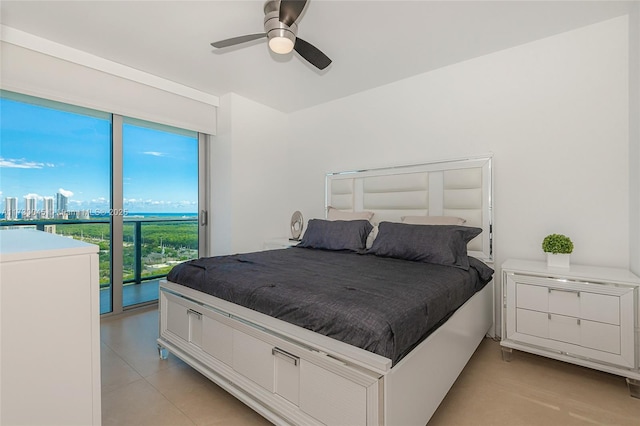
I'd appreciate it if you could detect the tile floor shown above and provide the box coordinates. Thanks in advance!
[101,308,640,426]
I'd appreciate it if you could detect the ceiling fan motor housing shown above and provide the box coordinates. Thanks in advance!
[264,0,297,46]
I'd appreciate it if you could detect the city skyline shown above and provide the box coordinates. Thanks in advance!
[3,191,90,220]
[0,96,199,216]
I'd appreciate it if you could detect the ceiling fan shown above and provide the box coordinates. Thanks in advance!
[210,0,331,70]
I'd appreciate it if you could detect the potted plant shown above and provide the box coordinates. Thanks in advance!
[542,233,573,268]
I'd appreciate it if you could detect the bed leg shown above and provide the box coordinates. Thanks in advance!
[158,344,169,360]
[501,347,512,362]
[627,378,640,399]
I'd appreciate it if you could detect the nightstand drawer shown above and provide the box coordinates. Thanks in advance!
[580,292,619,325]
[581,320,620,354]
[516,283,548,312]
[548,288,580,318]
[515,283,620,325]
[516,309,582,345]
[516,308,548,339]
[516,309,621,354]
[548,313,581,345]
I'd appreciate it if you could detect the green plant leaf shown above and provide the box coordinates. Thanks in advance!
[542,233,574,254]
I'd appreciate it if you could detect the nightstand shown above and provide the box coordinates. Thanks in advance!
[263,238,300,250]
[501,259,640,398]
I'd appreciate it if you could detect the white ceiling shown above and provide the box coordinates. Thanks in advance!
[0,1,634,113]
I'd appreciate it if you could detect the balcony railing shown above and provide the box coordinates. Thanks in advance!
[0,216,198,289]
[121,217,198,286]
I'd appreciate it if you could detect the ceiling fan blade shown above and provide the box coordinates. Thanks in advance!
[279,0,307,27]
[294,37,331,70]
[211,33,266,49]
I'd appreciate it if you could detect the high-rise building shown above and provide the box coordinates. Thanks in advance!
[56,193,68,217]
[24,196,37,220]
[43,196,54,219]
[4,197,18,220]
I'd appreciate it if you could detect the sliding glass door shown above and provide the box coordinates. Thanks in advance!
[0,91,114,312]
[120,118,199,308]
[0,91,208,315]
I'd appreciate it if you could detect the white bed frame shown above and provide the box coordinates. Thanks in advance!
[158,156,494,426]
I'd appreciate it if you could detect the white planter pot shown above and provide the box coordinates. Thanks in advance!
[547,253,570,268]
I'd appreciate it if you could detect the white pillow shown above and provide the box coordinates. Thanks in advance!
[365,225,379,249]
[327,206,374,222]
[401,215,467,225]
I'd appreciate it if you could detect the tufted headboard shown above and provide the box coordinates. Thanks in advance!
[325,156,493,261]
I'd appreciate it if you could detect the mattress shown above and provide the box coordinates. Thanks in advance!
[167,247,493,364]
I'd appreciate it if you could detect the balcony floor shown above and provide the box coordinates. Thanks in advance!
[100,279,160,314]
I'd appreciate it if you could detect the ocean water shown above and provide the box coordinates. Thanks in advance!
[121,212,198,219]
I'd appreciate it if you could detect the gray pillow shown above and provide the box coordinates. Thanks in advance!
[368,222,482,270]
[299,219,373,251]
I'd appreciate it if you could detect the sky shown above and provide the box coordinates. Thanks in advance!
[0,97,198,216]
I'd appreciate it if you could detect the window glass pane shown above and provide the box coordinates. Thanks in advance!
[122,119,198,307]
[0,91,113,313]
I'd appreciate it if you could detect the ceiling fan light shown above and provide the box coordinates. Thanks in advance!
[269,35,295,54]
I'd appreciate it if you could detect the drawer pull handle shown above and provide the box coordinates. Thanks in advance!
[548,314,581,326]
[272,347,299,366]
[187,309,202,319]
[548,288,580,297]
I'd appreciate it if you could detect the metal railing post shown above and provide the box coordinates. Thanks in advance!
[134,221,142,284]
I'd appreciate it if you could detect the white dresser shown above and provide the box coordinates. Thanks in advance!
[501,259,640,397]
[0,229,102,425]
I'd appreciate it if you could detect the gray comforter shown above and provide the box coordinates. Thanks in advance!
[167,247,493,365]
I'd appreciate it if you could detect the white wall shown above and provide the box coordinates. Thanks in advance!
[210,93,290,255]
[629,4,640,276]
[286,16,631,272]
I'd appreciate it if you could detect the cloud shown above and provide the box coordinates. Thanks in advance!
[23,193,42,200]
[142,151,167,157]
[58,188,74,197]
[0,157,54,169]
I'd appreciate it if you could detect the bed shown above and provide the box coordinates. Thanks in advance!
[157,156,494,426]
